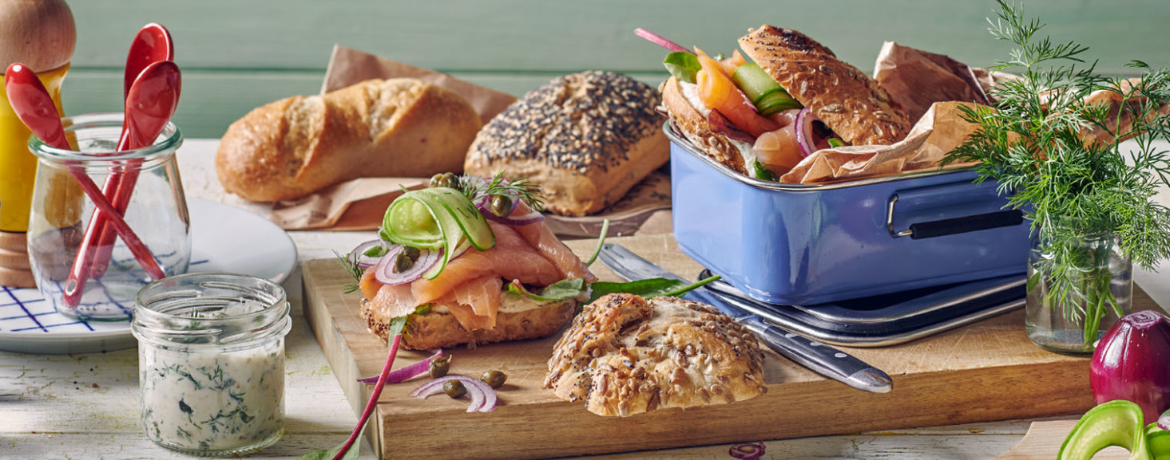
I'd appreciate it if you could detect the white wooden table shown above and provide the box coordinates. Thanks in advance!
[3,139,1168,460]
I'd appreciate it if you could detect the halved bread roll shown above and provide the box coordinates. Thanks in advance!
[545,294,767,417]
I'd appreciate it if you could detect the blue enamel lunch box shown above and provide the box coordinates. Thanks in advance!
[667,123,1030,306]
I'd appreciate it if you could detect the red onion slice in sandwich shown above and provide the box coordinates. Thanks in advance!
[375,245,442,285]
[794,108,817,157]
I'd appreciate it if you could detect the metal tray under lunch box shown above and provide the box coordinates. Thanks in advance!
[698,268,1026,347]
[666,121,1031,306]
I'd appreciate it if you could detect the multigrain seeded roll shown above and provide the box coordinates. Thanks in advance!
[544,294,768,417]
[738,26,912,145]
[464,71,668,216]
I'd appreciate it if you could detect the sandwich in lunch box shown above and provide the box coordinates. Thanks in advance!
[645,25,912,180]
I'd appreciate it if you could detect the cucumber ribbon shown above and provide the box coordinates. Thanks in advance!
[1058,400,1170,460]
[382,187,495,280]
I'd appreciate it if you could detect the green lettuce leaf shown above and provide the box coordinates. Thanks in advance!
[664,51,701,84]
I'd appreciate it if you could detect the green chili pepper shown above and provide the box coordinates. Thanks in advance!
[1058,400,1151,460]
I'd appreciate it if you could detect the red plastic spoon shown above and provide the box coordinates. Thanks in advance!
[86,23,175,279]
[124,24,173,100]
[4,63,165,305]
[87,60,182,277]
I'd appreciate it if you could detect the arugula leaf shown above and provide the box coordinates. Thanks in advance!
[508,278,587,302]
[363,245,389,258]
[589,275,720,303]
[664,51,701,84]
[752,160,778,181]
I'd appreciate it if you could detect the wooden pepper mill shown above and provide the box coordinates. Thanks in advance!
[0,0,77,287]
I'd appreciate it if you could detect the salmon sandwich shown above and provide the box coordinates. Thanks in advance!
[347,173,597,350]
[641,26,911,180]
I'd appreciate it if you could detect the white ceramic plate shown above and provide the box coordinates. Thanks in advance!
[0,199,297,354]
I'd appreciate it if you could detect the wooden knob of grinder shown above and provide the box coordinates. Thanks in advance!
[0,0,75,73]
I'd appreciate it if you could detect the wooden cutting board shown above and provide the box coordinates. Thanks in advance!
[303,233,1158,460]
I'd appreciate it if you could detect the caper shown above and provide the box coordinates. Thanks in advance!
[428,356,450,379]
[402,246,421,261]
[489,195,514,217]
[393,251,414,273]
[429,172,458,189]
[480,370,507,389]
[443,380,466,398]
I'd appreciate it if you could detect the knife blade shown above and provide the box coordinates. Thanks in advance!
[599,243,893,394]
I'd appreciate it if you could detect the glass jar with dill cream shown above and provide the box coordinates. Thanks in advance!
[131,273,291,456]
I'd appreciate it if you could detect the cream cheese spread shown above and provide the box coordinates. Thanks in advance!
[677,81,761,179]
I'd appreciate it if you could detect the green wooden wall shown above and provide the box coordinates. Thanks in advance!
[61,0,1170,138]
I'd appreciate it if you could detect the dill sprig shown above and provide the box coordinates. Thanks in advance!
[458,171,546,212]
[945,1,1170,343]
[334,250,364,294]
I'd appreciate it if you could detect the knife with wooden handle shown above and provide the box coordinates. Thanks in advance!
[599,243,893,394]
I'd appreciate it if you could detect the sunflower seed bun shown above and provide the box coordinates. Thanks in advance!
[464,71,668,216]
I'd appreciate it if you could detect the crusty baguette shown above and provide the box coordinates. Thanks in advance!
[545,294,767,417]
[216,78,482,202]
[660,76,750,176]
[362,298,577,350]
[738,25,912,145]
[464,71,667,216]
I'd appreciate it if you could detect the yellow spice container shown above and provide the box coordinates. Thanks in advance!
[0,0,78,233]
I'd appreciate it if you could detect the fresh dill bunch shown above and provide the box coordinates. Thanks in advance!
[333,250,364,294]
[945,1,1170,333]
[457,171,546,212]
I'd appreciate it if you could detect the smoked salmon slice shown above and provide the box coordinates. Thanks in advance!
[411,222,561,305]
[450,276,502,329]
[369,277,418,321]
[512,203,598,283]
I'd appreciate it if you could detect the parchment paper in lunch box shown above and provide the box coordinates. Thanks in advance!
[779,101,980,184]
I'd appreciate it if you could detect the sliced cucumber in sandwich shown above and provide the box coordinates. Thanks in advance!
[732,63,802,116]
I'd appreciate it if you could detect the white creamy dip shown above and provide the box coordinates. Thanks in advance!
[139,341,285,453]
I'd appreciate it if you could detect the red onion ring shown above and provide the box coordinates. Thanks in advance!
[634,28,689,53]
[349,240,389,269]
[375,245,441,285]
[357,350,444,384]
[794,108,816,157]
[409,375,498,412]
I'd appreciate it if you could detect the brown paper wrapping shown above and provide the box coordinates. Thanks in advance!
[320,46,517,124]
[776,42,1012,185]
[779,101,980,184]
[266,46,672,237]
